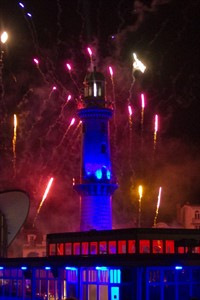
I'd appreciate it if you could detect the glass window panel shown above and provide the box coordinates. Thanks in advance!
[177,246,185,253]
[99,285,108,300]
[140,240,150,253]
[118,240,126,254]
[108,241,116,254]
[148,270,161,283]
[49,244,56,255]
[178,269,190,282]
[99,241,107,254]
[88,270,97,282]
[178,285,190,299]
[128,240,135,253]
[192,284,200,298]
[166,240,174,253]
[152,240,163,253]
[149,285,160,300]
[193,268,200,282]
[164,269,175,282]
[57,243,64,255]
[164,285,175,299]
[90,242,98,255]
[82,242,89,255]
[65,243,72,255]
[99,270,109,283]
[73,243,80,255]
[88,284,97,300]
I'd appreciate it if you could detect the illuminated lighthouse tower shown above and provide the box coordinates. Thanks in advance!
[74,68,118,231]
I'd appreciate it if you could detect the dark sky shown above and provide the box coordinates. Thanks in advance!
[0,0,200,234]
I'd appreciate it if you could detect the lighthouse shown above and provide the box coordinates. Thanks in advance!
[74,67,118,231]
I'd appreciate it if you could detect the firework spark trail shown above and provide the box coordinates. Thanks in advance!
[138,185,143,228]
[153,187,162,227]
[33,58,49,84]
[140,93,145,132]
[18,3,40,54]
[128,104,133,169]
[0,32,8,110]
[109,66,116,109]
[12,114,17,177]
[44,93,72,140]
[127,54,146,174]
[127,52,146,106]
[66,63,81,93]
[87,47,94,70]
[33,177,54,227]
[108,66,118,168]
[55,118,76,150]
[153,114,158,154]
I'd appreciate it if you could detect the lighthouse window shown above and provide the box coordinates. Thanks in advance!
[101,144,106,154]
[98,85,102,96]
[101,122,106,133]
[89,86,93,96]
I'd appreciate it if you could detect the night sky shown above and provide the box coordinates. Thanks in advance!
[0,0,200,235]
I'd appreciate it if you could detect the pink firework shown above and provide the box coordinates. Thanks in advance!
[128,105,133,116]
[109,66,113,77]
[33,58,39,66]
[154,114,158,132]
[141,93,145,108]
[87,47,92,57]
[70,118,75,126]
[66,63,72,71]
[67,94,72,102]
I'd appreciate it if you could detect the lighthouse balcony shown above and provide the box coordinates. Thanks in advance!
[73,180,118,196]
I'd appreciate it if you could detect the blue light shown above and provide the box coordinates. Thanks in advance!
[45,266,51,270]
[175,266,183,270]
[96,266,108,271]
[107,169,111,180]
[65,267,77,271]
[0,267,4,270]
[95,169,102,179]
[21,267,27,270]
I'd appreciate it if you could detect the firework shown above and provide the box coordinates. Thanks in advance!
[138,185,143,227]
[65,62,80,92]
[128,104,134,169]
[153,187,162,227]
[0,31,8,104]
[140,93,145,129]
[33,57,48,83]
[133,53,146,73]
[33,177,54,227]
[1,31,8,44]
[87,47,94,70]
[153,114,158,152]
[108,66,116,109]
[12,114,17,177]
[67,94,72,102]
[56,118,76,149]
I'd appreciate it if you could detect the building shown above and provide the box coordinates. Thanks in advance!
[177,203,200,229]
[1,68,200,300]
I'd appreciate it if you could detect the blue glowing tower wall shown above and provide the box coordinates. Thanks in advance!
[74,69,118,231]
